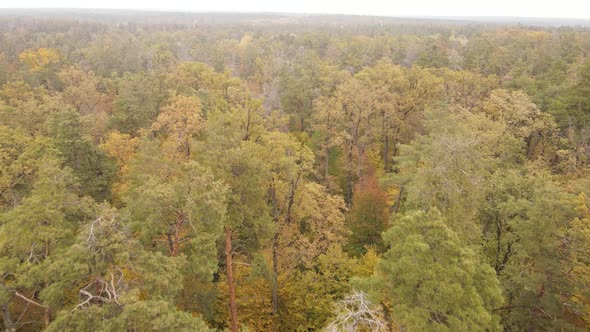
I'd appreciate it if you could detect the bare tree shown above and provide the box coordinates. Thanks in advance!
[326,291,388,332]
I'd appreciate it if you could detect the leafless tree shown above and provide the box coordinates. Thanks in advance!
[326,291,388,332]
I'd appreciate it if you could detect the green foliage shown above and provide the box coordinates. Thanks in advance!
[41,207,211,331]
[124,139,227,277]
[1,13,590,331]
[1,159,93,271]
[199,106,274,250]
[396,109,522,242]
[109,72,168,134]
[0,84,66,136]
[0,155,96,330]
[364,209,503,331]
[48,110,116,202]
[279,53,319,132]
[498,176,588,330]
[0,125,54,209]
[280,245,357,331]
[549,59,590,128]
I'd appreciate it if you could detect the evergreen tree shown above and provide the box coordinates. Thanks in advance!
[363,209,504,332]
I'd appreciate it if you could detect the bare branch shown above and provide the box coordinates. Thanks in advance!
[14,292,48,309]
[326,291,388,332]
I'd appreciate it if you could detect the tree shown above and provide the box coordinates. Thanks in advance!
[324,77,376,204]
[0,80,37,107]
[0,53,10,86]
[364,209,503,332]
[312,95,345,184]
[19,48,60,73]
[199,85,273,332]
[498,175,590,330]
[120,86,228,321]
[123,140,227,275]
[109,72,168,135]
[47,110,116,202]
[0,126,52,209]
[357,63,442,172]
[58,66,110,116]
[39,206,213,332]
[326,291,387,332]
[278,52,320,132]
[98,131,140,205]
[569,194,590,326]
[279,245,357,330]
[18,48,61,89]
[150,94,204,159]
[276,181,348,272]
[0,82,64,136]
[80,32,149,76]
[164,62,242,115]
[263,131,315,314]
[480,89,557,159]
[0,156,95,329]
[435,68,498,111]
[549,59,590,129]
[479,168,539,276]
[346,170,389,256]
[396,109,521,242]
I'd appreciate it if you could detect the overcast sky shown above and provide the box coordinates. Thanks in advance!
[2,0,590,19]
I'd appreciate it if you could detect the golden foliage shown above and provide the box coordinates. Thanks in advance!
[99,131,139,203]
[19,48,60,72]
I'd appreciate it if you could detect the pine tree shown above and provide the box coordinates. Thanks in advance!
[364,209,503,331]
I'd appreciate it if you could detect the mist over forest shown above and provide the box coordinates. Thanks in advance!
[0,9,590,331]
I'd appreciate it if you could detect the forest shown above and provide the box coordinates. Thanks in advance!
[0,10,590,331]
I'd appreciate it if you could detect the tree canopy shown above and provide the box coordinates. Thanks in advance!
[0,11,590,332]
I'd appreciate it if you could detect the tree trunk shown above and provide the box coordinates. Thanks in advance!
[394,186,404,213]
[271,231,279,314]
[391,126,402,158]
[300,115,305,133]
[346,144,354,206]
[269,184,280,315]
[382,111,389,172]
[270,176,298,315]
[495,214,502,273]
[168,214,184,257]
[225,227,239,332]
[384,134,389,172]
[1,304,15,332]
[356,148,363,179]
[44,307,51,329]
[324,146,330,183]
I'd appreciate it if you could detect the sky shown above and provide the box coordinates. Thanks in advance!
[1,0,590,19]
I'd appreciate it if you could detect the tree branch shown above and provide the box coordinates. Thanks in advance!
[14,292,48,309]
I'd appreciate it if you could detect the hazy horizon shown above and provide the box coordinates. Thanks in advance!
[1,0,589,19]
